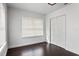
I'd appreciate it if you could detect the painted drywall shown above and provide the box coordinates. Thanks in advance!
[7,7,46,48]
[46,4,79,54]
[7,3,65,15]
[0,3,8,56]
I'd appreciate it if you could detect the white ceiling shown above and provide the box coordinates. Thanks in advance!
[7,3,65,15]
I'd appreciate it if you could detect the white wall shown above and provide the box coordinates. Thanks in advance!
[46,4,79,54]
[0,3,8,56]
[7,7,46,48]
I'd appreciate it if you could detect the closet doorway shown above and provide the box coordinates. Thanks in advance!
[50,15,66,48]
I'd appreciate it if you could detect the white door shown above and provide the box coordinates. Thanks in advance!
[51,15,66,48]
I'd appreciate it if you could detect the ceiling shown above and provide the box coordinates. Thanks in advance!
[7,3,66,15]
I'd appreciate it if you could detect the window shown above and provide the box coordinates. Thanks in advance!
[22,16,43,37]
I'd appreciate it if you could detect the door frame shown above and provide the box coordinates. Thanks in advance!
[50,14,66,48]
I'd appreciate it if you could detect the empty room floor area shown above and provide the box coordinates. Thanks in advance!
[6,42,78,56]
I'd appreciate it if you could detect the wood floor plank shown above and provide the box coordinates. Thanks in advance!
[6,42,78,56]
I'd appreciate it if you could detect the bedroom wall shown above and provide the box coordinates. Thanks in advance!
[46,3,79,54]
[7,7,46,48]
[0,3,8,56]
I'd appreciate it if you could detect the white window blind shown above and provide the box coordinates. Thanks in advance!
[22,16,43,37]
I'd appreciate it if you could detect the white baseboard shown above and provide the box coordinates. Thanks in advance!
[47,42,79,55]
[0,42,8,56]
[9,41,46,49]
[65,48,79,55]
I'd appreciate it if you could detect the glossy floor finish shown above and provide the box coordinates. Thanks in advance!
[7,42,78,56]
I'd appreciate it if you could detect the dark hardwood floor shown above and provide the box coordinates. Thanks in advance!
[6,42,78,56]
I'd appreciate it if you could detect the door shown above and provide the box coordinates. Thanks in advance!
[50,15,66,48]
